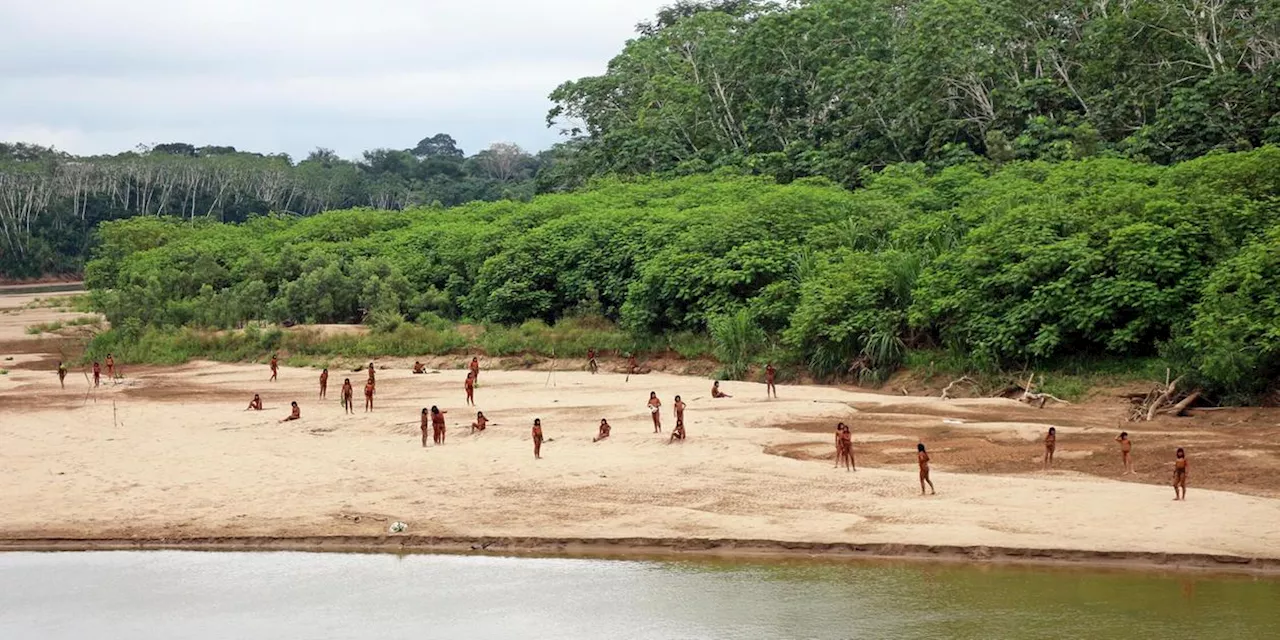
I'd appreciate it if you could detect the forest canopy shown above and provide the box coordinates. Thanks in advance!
[85,147,1280,399]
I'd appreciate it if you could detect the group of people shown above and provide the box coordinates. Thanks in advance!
[61,354,116,389]
[1044,428,1187,498]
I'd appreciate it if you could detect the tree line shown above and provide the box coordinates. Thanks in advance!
[0,135,547,278]
[85,147,1280,401]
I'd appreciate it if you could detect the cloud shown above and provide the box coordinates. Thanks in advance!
[0,0,667,158]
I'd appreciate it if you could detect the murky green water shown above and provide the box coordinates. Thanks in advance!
[1,551,1276,639]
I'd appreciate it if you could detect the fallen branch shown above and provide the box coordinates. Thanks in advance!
[940,376,976,400]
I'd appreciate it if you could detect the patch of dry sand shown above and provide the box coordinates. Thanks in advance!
[4,357,1280,561]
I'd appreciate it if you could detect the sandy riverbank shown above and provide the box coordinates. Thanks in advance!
[2,292,1280,572]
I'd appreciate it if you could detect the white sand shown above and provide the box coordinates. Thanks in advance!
[4,357,1280,560]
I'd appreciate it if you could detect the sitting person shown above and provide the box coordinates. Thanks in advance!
[711,380,732,398]
[593,418,612,442]
[246,394,263,411]
[279,401,301,423]
[471,411,488,434]
[412,361,425,374]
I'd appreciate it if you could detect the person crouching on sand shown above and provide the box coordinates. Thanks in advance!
[647,392,662,433]
[246,394,263,411]
[712,380,731,398]
[593,418,611,442]
[279,401,300,423]
[1044,427,1056,469]
[1173,447,1188,500]
[471,411,488,434]
[918,443,935,495]
[532,418,544,459]
[413,361,425,374]
[669,418,686,444]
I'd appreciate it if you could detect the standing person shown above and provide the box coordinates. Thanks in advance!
[279,401,301,423]
[341,378,354,414]
[431,406,448,445]
[246,394,263,411]
[366,362,376,389]
[1116,432,1133,475]
[647,392,662,433]
[92,361,101,387]
[1044,427,1057,469]
[464,372,475,406]
[471,411,488,434]
[593,418,611,442]
[57,361,67,389]
[532,418,544,459]
[918,443,936,495]
[1173,448,1188,500]
[838,424,855,471]
[765,363,777,399]
[269,354,278,382]
[627,353,637,378]
[420,408,431,447]
[105,353,116,380]
[711,380,731,398]
[833,423,844,469]
[364,378,375,412]
[587,348,598,374]
[673,395,686,426]
[319,368,329,399]
[469,357,480,385]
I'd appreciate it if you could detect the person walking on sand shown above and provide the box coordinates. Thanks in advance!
[246,394,263,411]
[341,378,354,414]
[319,368,329,399]
[627,353,637,379]
[918,443,935,495]
[431,405,448,445]
[269,354,278,382]
[420,408,431,447]
[471,411,488,434]
[1116,432,1134,475]
[57,361,67,389]
[587,348,598,374]
[279,401,300,423]
[465,372,475,406]
[469,357,480,384]
[1173,447,1188,500]
[105,353,116,380]
[593,418,611,442]
[532,418,544,459]
[1044,427,1056,469]
[712,380,731,398]
[674,395,686,426]
[647,392,662,433]
[364,379,375,412]
[92,361,101,387]
[765,363,777,399]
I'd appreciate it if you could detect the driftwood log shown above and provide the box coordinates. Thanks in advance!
[1127,369,1201,421]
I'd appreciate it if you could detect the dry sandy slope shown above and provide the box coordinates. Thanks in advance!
[3,355,1280,560]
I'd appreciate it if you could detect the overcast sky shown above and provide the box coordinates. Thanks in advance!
[0,0,669,159]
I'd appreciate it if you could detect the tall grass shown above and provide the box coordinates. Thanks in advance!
[708,308,765,378]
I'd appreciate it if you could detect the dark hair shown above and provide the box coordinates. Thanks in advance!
[322,367,328,372]
[675,395,682,401]
[422,408,428,415]
[1049,427,1056,434]
[917,443,926,452]
[431,405,439,414]
[1120,431,1128,438]
[291,401,297,406]
[534,418,541,426]
[1176,447,1185,457]
[344,378,350,383]
[650,391,657,398]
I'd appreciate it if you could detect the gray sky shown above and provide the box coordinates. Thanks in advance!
[0,0,668,159]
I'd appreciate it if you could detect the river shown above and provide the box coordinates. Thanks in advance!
[1,551,1277,639]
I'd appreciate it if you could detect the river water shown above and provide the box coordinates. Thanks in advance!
[1,551,1276,639]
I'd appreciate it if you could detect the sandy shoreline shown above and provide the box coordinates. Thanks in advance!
[3,536,1278,576]
[4,292,1280,575]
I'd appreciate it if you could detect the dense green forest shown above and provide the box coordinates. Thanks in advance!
[0,136,546,277]
[85,148,1280,400]
[5,1,1278,279]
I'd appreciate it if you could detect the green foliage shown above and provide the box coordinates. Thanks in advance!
[708,308,765,378]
